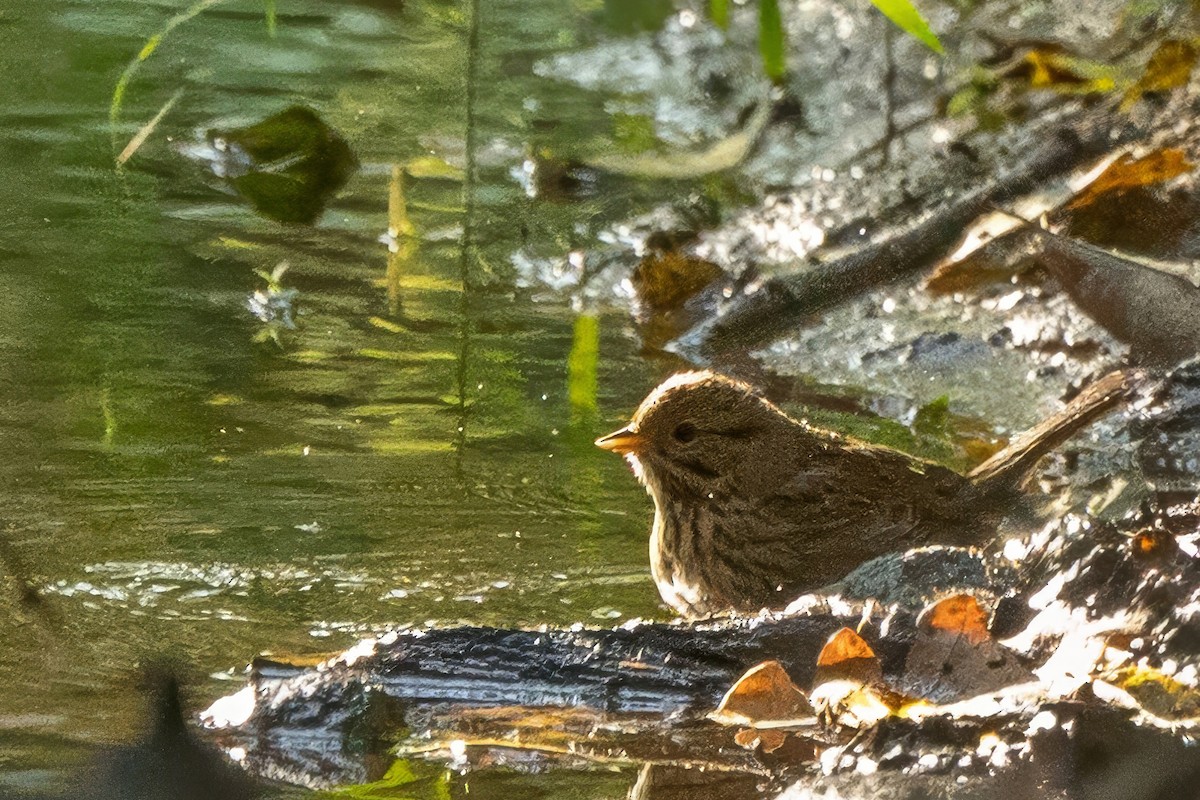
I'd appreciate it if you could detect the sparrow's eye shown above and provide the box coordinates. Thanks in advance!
[673,422,697,443]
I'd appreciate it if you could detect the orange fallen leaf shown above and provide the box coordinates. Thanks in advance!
[920,594,991,646]
[712,660,813,725]
[1067,149,1193,211]
[817,627,876,665]
[814,627,883,686]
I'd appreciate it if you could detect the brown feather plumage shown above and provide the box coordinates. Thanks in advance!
[598,370,1140,618]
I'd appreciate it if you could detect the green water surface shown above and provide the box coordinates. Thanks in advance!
[0,0,725,793]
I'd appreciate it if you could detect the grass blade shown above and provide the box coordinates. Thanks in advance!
[870,0,943,55]
[758,0,785,83]
[109,0,229,157]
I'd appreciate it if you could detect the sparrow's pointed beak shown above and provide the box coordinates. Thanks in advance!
[595,426,641,455]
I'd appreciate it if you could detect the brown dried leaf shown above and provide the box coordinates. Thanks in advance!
[712,660,813,725]
[905,594,1033,701]
[1067,149,1193,211]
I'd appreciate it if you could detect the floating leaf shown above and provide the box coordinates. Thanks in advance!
[1067,149,1194,211]
[586,100,770,179]
[711,660,813,725]
[1121,40,1198,111]
[1001,47,1116,94]
[870,0,943,55]
[206,106,358,224]
[405,155,465,181]
[758,0,786,83]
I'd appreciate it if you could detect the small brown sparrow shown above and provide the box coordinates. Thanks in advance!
[597,369,1140,618]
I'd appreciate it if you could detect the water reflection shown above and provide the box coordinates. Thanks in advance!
[0,0,700,792]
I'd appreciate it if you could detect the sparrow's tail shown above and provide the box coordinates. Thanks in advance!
[968,367,1149,494]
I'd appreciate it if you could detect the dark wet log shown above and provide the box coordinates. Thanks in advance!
[205,498,1200,792]
[205,610,891,786]
[688,106,1139,360]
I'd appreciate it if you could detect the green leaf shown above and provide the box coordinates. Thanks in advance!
[870,0,943,55]
[710,0,730,30]
[758,0,786,83]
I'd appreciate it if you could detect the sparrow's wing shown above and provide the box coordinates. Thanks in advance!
[752,442,982,593]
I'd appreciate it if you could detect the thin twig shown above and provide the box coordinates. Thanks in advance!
[117,89,184,167]
[880,20,898,165]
